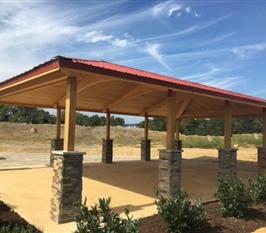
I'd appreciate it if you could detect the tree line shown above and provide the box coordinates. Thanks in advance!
[137,118,263,136]
[0,105,262,135]
[0,105,125,127]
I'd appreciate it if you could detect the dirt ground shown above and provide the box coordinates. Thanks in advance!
[0,146,266,232]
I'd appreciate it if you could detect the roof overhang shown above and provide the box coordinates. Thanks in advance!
[0,55,266,119]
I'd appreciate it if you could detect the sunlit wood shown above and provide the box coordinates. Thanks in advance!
[64,77,77,151]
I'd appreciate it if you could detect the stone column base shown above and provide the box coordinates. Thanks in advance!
[141,139,151,161]
[257,147,266,175]
[102,139,113,163]
[50,151,85,224]
[218,148,237,181]
[50,139,64,166]
[175,140,182,150]
[158,149,182,198]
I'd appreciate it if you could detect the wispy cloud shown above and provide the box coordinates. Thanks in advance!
[153,1,200,18]
[233,43,266,58]
[77,31,113,43]
[185,7,201,17]
[182,65,241,90]
[139,15,230,43]
[143,43,171,70]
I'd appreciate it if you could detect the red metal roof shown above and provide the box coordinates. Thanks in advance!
[1,55,266,107]
[64,56,266,106]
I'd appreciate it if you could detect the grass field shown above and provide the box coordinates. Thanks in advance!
[0,122,262,151]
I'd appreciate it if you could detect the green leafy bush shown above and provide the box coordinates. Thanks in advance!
[214,178,253,218]
[75,197,138,233]
[0,224,40,233]
[155,188,207,233]
[249,174,266,205]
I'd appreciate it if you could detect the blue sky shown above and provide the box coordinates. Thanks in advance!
[1,0,266,123]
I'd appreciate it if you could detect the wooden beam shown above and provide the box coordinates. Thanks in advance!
[224,100,232,149]
[106,109,111,139]
[140,98,168,116]
[144,112,149,140]
[263,108,266,147]
[166,90,176,149]
[64,76,77,151]
[176,99,190,118]
[56,107,61,139]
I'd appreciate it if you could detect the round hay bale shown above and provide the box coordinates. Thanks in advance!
[30,127,38,133]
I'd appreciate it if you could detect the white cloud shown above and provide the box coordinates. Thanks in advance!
[112,38,128,47]
[233,43,266,58]
[185,6,201,17]
[153,1,182,18]
[168,5,182,17]
[185,7,191,13]
[78,31,113,43]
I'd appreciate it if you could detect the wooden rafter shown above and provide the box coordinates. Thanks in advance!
[53,76,110,107]
[101,84,157,112]
[140,98,168,116]
[0,70,66,99]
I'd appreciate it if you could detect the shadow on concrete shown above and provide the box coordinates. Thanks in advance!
[82,156,259,201]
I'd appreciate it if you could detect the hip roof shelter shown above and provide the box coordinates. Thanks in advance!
[1,55,266,223]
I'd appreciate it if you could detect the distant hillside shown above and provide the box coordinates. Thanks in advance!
[0,122,166,147]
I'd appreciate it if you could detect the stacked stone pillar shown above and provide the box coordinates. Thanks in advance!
[218,148,237,181]
[257,147,266,174]
[102,139,113,163]
[50,151,84,224]
[50,139,64,166]
[158,149,182,198]
[141,139,151,161]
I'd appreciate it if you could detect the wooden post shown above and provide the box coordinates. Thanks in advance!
[224,100,232,149]
[144,112,148,140]
[56,107,61,139]
[106,109,111,140]
[263,108,266,147]
[63,77,77,151]
[166,90,176,150]
[175,119,180,140]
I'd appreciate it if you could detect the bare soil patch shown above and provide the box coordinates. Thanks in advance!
[139,201,266,233]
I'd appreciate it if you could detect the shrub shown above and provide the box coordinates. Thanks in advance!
[75,197,138,233]
[249,174,266,205]
[155,188,207,233]
[214,178,253,218]
[0,224,40,233]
